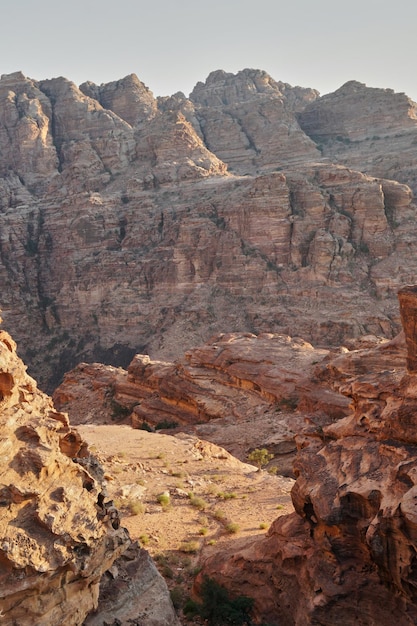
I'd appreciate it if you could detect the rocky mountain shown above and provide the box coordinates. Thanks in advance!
[1,69,417,390]
[0,314,178,625]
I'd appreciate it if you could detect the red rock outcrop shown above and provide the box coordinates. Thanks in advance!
[0,316,179,625]
[195,294,417,625]
[1,70,417,389]
[54,332,354,477]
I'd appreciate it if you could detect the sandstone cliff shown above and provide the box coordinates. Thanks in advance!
[0,315,178,626]
[1,69,417,389]
[195,293,417,625]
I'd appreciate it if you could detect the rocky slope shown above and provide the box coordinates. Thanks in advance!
[1,69,417,389]
[53,331,353,476]
[0,314,178,625]
[194,290,417,625]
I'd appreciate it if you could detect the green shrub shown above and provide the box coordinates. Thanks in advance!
[247,448,274,470]
[213,509,226,522]
[193,576,254,625]
[128,500,145,515]
[170,586,185,609]
[155,419,179,430]
[140,421,153,432]
[139,534,150,546]
[157,492,170,508]
[225,522,240,534]
[217,491,237,500]
[189,494,208,510]
[179,540,200,554]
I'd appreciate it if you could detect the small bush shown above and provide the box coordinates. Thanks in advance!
[199,527,208,536]
[213,509,226,522]
[225,522,240,534]
[179,540,200,554]
[193,576,254,625]
[189,494,208,510]
[140,421,153,432]
[217,491,237,500]
[139,534,150,546]
[259,522,268,530]
[128,501,145,516]
[155,419,179,430]
[157,492,170,508]
[247,448,274,470]
[170,586,185,609]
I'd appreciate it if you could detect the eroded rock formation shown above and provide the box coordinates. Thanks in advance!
[194,293,417,625]
[1,69,417,389]
[0,315,178,625]
[54,332,352,473]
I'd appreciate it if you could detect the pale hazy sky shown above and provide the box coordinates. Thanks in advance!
[2,0,417,101]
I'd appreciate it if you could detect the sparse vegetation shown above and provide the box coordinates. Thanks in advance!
[188,493,208,510]
[198,527,208,536]
[128,500,145,516]
[217,491,237,500]
[170,585,185,610]
[213,509,227,522]
[259,522,268,530]
[155,419,179,430]
[185,576,254,625]
[139,534,150,546]
[247,448,274,470]
[225,522,240,534]
[157,492,170,508]
[179,540,200,554]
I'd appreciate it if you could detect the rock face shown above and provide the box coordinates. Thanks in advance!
[1,69,417,389]
[54,332,354,477]
[0,316,178,626]
[196,293,417,625]
[297,80,417,195]
[0,316,127,624]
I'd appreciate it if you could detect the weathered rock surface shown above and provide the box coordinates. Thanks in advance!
[0,316,178,626]
[1,70,417,389]
[84,542,180,626]
[195,294,417,625]
[0,317,128,624]
[298,80,417,195]
[54,332,354,476]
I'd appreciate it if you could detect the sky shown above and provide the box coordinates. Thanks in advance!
[1,0,417,102]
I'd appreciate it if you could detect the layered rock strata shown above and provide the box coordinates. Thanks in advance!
[195,294,417,625]
[1,70,417,388]
[54,332,354,475]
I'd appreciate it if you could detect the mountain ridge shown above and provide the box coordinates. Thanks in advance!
[1,68,417,389]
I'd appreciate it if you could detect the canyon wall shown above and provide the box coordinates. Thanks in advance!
[1,70,417,389]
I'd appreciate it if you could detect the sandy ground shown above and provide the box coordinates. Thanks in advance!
[77,424,294,612]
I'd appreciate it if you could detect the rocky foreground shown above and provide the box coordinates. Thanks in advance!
[1,69,417,389]
[51,287,417,624]
[0,315,178,625]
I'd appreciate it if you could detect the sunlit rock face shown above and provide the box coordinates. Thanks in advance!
[196,291,417,625]
[1,70,417,389]
[0,316,129,624]
[0,315,179,625]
